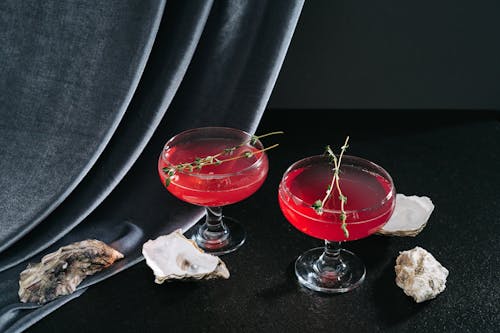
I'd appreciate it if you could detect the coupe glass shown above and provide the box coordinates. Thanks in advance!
[278,155,396,293]
[158,127,269,255]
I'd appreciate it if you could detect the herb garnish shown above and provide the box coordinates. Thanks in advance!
[312,136,350,238]
[162,131,283,187]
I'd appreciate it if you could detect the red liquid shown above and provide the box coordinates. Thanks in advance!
[279,161,395,241]
[158,137,268,207]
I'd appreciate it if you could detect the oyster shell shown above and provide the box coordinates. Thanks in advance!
[142,229,229,283]
[395,246,449,303]
[378,194,434,236]
[19,239,124,304]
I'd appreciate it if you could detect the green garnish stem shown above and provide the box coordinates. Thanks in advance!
[162,131,283,187]
[312,136,350,238]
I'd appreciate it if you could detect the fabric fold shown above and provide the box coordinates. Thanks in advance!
[0,0,305,331]
[164,0,305,134]
[0,0,214,273]
[0,0,166,253]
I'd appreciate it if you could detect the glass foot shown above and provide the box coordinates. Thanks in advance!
[295,247,366,293]
[186,216,246,256]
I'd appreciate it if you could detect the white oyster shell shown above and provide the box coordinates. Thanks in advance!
[395,246,449,303]
[378,194,434,236]
[142,229,229,283]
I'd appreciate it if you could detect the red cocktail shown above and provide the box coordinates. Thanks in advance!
[279,154,396,293]
[159,138,268,207]
[279,158,394,241]
[158,127,269,255]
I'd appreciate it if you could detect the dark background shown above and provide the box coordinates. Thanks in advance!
[269,0,500,110]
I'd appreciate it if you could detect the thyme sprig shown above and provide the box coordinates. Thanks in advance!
[312,136,350,238]
[162,131,283,187]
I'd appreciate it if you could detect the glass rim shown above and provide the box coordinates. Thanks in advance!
[279,154,396,216]
[161,126,267,179]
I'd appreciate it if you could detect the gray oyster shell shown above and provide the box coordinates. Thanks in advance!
[18,239,124,304]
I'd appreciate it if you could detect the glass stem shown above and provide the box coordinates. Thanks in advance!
[197,206,229,248]
[313,241,347,278]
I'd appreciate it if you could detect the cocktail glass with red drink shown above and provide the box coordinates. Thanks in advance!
[158,127,269,255]
[278,154,396,293]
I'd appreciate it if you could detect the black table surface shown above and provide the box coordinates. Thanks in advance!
[27,110,500,333]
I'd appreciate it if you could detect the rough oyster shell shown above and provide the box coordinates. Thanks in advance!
[378,194,434,236]
[142,229,229,283]
[19,239,124,304]
[395,246,449,303]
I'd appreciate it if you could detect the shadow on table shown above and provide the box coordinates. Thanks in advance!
[348,236,430,325]
[371,255,430,326]
[345,235,391,270]
[256,260,299,300]
[256,238,396,301]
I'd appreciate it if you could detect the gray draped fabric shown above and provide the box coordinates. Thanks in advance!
[0,0,165,253]
[0,0,304,332]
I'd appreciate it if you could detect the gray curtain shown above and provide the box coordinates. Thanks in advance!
[0,0,304,332]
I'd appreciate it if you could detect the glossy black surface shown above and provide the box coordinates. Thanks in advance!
[27,110,500,332]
